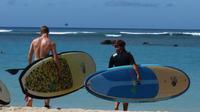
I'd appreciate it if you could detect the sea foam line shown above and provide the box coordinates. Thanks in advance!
[183,32,200,36]
[120,32,169,35]
[105,34,122,37]
[80,31,96,34]
[49,31,96,35]
[120,31,200,36]
[0,29,12,32]
[50,32,78,35]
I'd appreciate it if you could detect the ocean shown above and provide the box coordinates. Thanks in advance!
[0,27,199,112]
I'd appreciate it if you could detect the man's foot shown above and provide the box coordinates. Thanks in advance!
[136,80,141,85]
[57,107,62,110]
[123,103,128,111]
[44,105,51,109]
[133,80,141,86]
[26,97,32,107]
[44,99,50,109]
[26,99,33,107]
[114,102,120,110]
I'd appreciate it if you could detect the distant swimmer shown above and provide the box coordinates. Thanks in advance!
[142,42,149,45]
[0,50,4,54]
[173,44,178,47]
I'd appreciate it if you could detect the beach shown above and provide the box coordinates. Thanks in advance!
[0,106,168,112]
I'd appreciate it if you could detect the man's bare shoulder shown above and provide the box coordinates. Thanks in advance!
[45,36,53,42]
[31,37,40,44]
[33,37,41,41]
[44,38,56,47]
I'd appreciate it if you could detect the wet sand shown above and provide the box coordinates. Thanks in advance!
[0,106,168,112]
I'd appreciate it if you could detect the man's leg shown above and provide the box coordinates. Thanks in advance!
[114,102,120,110]
[123,102,128,111]
[26,97,33,107]
[44,99,50,108]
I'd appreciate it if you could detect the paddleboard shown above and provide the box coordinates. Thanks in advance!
[19,51,96,99]
[0,80,10,105]
[84,65,190,102]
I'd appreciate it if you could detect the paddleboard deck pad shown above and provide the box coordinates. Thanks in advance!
[19,51,96,99]
[84,65,190,103]
[0,80,10,105]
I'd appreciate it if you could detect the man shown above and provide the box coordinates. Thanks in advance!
[26,26,61,108]
[109,39,141,111]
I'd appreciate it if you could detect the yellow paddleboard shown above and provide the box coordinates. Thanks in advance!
[19,51,96,99]
[0,80,10,105]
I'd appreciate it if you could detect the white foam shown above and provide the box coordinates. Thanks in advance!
[120,31,200,36]
[105,34,121,37]
[183,32,200,36]
[47,31,96,35]
[0,29,12,32]
[49,32,78,35]
[120,31,169,35]
[80,31,96,34]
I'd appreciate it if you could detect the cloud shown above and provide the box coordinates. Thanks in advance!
[7,0,17,6]
[5,0,60,7]
[105,0,160,8]
[6,0,29,7]
[166,3,174,7]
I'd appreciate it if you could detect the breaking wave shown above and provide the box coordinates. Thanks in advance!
[0,29,12,32]
[120,31,200,36]
[105,34,122,37]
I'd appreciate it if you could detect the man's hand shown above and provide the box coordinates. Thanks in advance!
[133,64,142,81]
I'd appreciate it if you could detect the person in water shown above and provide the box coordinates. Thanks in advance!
[26,25,61,108]
[109,39,142,111]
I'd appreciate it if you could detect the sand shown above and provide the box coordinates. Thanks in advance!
[0,106,168,112]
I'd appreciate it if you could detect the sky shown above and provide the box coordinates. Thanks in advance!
[0,0,200,29]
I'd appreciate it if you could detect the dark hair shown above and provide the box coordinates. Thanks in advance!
[114,39,126,48]
[40,26,49,34]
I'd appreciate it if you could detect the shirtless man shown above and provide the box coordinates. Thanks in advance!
[26,26,61,108]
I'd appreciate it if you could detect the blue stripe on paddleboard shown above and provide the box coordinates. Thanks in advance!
[87,66,159,100]
[84,69,107,86]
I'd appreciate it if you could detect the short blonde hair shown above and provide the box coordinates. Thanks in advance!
[40,26,49,34]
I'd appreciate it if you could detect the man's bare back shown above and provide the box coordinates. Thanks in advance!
[31,35,55,60]
[28,34,58,65]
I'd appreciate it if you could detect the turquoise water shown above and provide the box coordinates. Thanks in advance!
[0,27,200,111]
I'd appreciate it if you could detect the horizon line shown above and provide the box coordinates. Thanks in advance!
[0,26,200,31]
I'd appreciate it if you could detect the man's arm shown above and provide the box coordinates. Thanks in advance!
[129,53,142,81]
[133,64,142,80]
[28,42,34,64]
[51,43,61,75]
[109,56,114,68]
